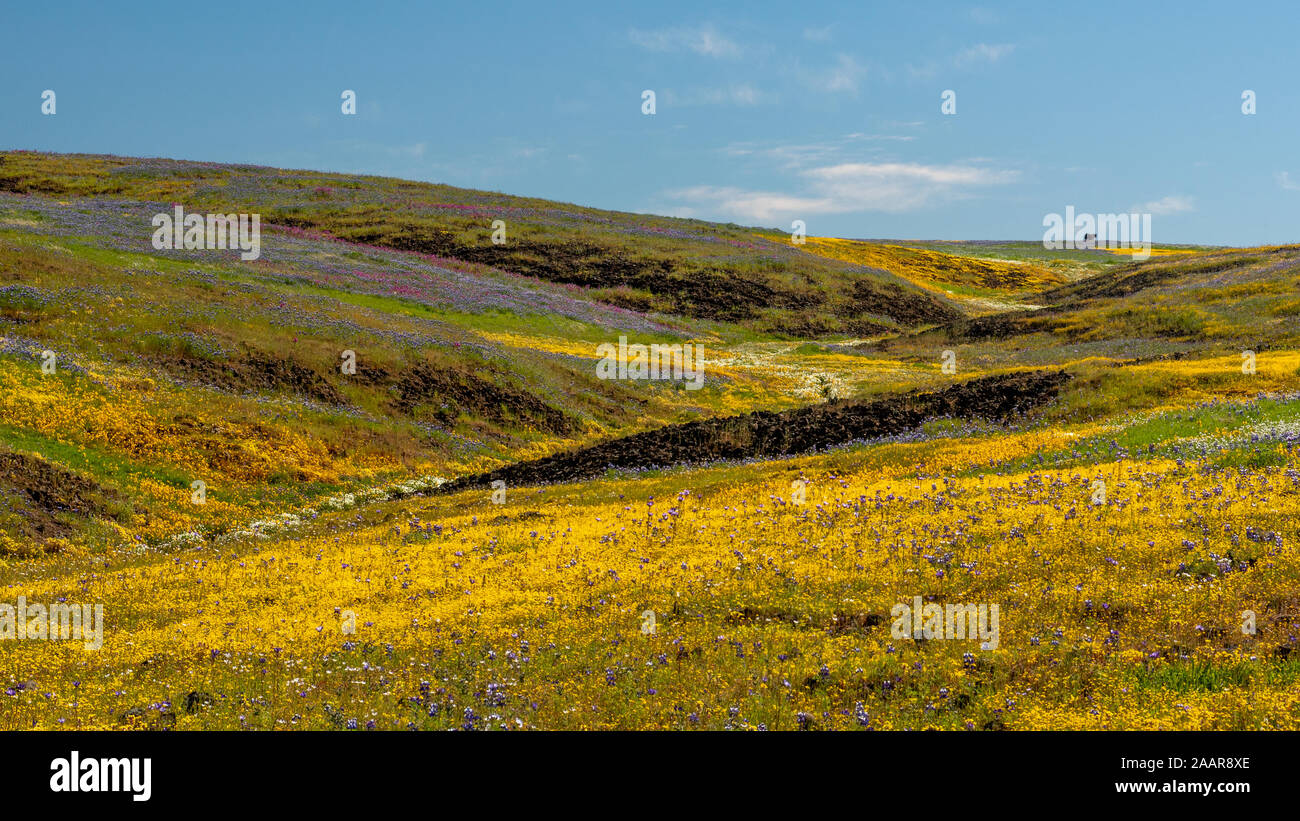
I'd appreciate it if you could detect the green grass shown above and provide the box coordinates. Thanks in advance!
[1129,658,1300,694]
[971,395,1300,473]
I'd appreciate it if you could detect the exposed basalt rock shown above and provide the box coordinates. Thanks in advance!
[155,349,343,405]
[936,311,1060,343]
[841,279,962,327]
[0,451,121,540]
[440,369,1071,492]
[286,222,954,332]
[392,362,574,435]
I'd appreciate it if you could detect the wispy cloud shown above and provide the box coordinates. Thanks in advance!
[953,43,1015,67]
[668,161,1019,222]
[905,61,940,80]
[628,25,741,58]
[906,42,1014,78]
[724,134,914,170]
[667,186,833,222]
[804,161,1018,211]
[1134,195,1194,215]
[845,133,917,142]
[663,84,774,107]
[354,141,424,160]
[803,25,834,42]
[724,141,842,169]
[803,54,868,93]
[1278,171,1300,191]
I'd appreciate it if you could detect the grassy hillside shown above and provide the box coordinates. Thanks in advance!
[0,151,968,337]
[882,245,1300,378]
[1,152,1298,730]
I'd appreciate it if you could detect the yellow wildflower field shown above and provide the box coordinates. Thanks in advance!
[5,407,1298,730]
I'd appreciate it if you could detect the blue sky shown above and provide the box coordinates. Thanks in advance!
[4,0,1298,244]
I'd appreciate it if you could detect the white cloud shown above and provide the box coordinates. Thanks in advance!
[629,25,741,58]
[906,61,940,80]
[667,186,834,222]
[811,162,1017,186]
[803,54,867,93]
[727,84,764,105]
[1134,195,1194,215]
[954,43,1015,66]
[669,161,1019,222]
[804,162,1018,211]
[664,84,774,107]
[723,136,913,171]
[724,141,839,167]
[381,142,425,159]
[803,25,834,42]
[1278,171,1300,191]
[846,133,916,142]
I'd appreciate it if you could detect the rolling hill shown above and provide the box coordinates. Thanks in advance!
[1,151,1298,731]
